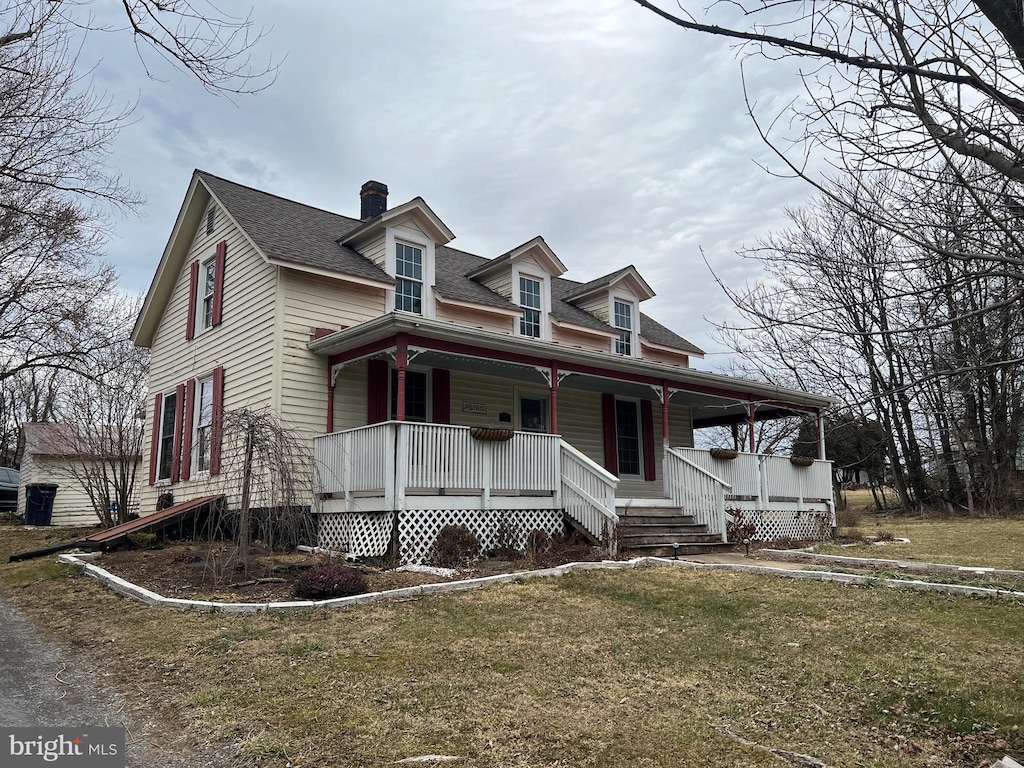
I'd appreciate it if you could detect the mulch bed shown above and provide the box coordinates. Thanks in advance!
[93,541,601,603]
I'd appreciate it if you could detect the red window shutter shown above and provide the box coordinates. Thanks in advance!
[148,393,163,485]
[367,359,389,423]
[601,393,618,475]
[211,240,226,327]
[170,383,185,482]
[640,399,656,481]
[186,260,199,340]
[181,378,196,481]
[432,368,450,424]
[210,366,225,475]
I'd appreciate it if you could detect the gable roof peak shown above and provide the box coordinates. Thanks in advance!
[465,235,567,280]
[562,264,656,303]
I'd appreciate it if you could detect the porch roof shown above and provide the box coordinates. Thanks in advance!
[308,315,833,422]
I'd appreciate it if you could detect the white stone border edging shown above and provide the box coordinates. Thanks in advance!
[56,552,1024,613]
[760,549,1024,582]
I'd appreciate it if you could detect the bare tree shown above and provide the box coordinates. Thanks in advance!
[210,408,316,575]
[635,0,1024,329]
[52,314,149,527]
[717,171,1024,511]
[0,367,65,467]
[0,1,276,384]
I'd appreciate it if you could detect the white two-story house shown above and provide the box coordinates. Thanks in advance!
[132,172,834,562]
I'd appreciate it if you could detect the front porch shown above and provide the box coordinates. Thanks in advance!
[312,421,834,562]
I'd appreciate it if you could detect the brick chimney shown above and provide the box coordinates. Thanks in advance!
[360,180,388,220]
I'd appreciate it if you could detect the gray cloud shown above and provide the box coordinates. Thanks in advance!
[92,0,816,367]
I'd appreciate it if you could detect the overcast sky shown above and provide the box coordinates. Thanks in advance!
[87,0,813,369]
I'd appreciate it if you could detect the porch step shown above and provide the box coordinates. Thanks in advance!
[622,541,732,557]
[615,497,733,556]
[620,531,724,547]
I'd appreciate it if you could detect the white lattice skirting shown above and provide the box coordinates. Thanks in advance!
[741,509,832,542]
[317,508,563,564]
[318,512,395,559]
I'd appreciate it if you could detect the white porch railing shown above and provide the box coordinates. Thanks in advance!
[559,440,619,552]
[663,447,730,541]
[670,447,833,510]
[314,422,562,511]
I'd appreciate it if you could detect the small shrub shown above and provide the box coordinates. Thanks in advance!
[429,524,481,568]
[725,507,757,542]
[293,564,368,599]
[873,530,895,542]
[525,529,551,560]
[493,517,521,559]
[836,507,862,528]
[127,532,156,550]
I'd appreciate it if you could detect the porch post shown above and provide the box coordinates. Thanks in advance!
[550,361,559,434]
[661,380,670,447]
[816,410,827,460]
[748,402,756,452]
[326,361,335,434]
[396,332,408,422]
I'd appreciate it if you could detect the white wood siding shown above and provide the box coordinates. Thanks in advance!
[361,233,386,270]
[280,270,385,439]
[435,304,514,334]
[332,360,369,431]
[642,346,690,367]
[394,220,429,241]
[574,294,610,323]
[550,325,613,354]
[481,271,513,301]
[17,455,142,526]
[140,209,278,512]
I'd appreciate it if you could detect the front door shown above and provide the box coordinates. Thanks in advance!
[615,399,641,476]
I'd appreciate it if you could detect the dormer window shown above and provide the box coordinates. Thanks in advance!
[519,275,542,338]
[395,242,423,314]
[614,300,633,355]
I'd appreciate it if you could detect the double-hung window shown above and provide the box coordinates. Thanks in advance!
[196,377,215,473]
[614,300,633,355]
[157,391,177,481]
[390,369,428,422]
[395,243,423,314]
[201,258,217,330]
[519,276,542,338]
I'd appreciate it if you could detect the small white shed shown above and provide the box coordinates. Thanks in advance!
[17,423,141,527]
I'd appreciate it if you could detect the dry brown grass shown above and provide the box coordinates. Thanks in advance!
[2,524,1023,767]
[823,515,1024,570]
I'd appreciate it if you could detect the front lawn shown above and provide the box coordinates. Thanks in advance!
[1,522,1021,768]
[819,515,1024,570]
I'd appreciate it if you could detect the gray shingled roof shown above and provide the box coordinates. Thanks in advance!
[560,266,635,301]
[198,172,394,285]
[434,246,519,311]
[199,171,703,356]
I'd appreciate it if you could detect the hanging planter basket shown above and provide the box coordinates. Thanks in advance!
[470,427,515,442]
[789,456,815,467]
[709,448,739,460]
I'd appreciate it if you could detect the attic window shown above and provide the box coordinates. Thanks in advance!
[395,242,423,314]
[519,276,542,338]
[206,207,216,235]
[614,300,633,355]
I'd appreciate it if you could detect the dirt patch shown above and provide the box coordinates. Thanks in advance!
[92,539,603,603]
